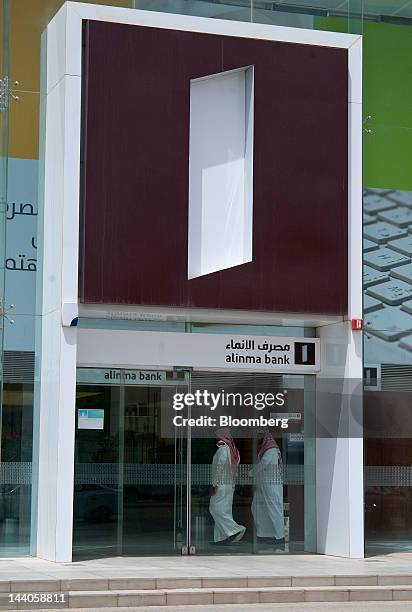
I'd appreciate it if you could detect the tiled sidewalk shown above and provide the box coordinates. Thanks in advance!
[0,553,411,582]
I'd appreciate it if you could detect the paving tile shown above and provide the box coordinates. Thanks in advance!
[213,589,259,604]
[349,588,392,601]
[109,578,155,590]
[304,588,349,601]
[10,581,61,593]
[393,588,412,600]
[259,588,305,603]
[378,575,412,585]
[335,575,378,586]
[61,579,109,591]
[68,593,118,608]
[247,576,291,587]
[118,591,166,606]
[157,578,202,589]
[166,590,213,605]
[292,576,334,586]
[202,577,247,588]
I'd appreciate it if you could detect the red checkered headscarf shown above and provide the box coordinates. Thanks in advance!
[215,428,240,466]
[258,431,282,464]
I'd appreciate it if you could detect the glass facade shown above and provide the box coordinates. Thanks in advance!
[0,0,410,557]
[73,367,315,559]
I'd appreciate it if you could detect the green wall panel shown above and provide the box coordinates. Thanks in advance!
[316,17,412,189]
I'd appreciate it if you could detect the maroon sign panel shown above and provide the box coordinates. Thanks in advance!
[80,20,348,315]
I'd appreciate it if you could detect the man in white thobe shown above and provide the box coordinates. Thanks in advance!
[251,431,285,544]
[209,428,246,544]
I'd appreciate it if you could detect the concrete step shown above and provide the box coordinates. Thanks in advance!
[2,574,412,593]
[3,585,412,609]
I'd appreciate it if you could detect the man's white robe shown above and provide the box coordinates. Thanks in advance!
[251,447,284,539]
[209,444,245,543]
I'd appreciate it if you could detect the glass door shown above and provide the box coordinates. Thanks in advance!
[121,379,188,555]
[73,370,122,559]
[189,371,316,555]
[73,367,189,560]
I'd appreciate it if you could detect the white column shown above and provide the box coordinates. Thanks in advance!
[33,4,81,561]
[316,323,363,558]
[315,36,363,557]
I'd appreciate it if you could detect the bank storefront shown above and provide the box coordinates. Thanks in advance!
[69,314,361,561]
[73,321,321,559]
[27,3,363,562]
[5,0,412,563]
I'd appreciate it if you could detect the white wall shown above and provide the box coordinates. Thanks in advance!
[188,67,253,279]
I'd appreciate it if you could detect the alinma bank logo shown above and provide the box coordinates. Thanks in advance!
[294,342,316,366]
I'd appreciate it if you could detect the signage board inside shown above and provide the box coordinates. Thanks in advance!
[78,409,104,430]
